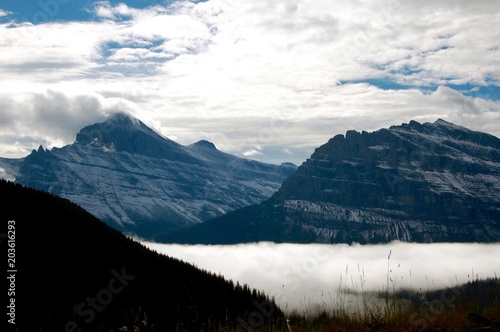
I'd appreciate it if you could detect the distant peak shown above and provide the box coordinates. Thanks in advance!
[76,112,157,141]
[432,118,472,132]
[105,112,139,126]
[434,118,452,125]
[345,130,360,140]
[432,118,466,129]
[31,145,46,154]
[193,140,217,149]
[388,118,468,133]
[280,162,297,168]
[73,112,185,159]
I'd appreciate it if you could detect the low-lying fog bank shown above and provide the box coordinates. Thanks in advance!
[140,241,500,314]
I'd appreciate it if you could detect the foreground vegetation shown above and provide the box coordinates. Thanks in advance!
[284,277,500,332]
[248,252,500,331]
[120,276,500,331]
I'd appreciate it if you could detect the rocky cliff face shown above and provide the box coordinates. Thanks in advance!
[158,119,500,244]
[276,119,500,242]
[1,113,296,238]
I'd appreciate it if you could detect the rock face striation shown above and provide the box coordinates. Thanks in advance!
[0,113,296,238]
[158,119,500,244]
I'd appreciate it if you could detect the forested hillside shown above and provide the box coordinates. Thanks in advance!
[1,180,283,331]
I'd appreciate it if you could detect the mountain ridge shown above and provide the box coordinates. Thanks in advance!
[157,119,500,244]
[0,112,297,238]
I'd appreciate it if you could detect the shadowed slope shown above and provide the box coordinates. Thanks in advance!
[1,179,283,331]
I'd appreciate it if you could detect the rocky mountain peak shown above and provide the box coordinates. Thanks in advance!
[75,112,160,145]
[74,112,194,160]
[192,140,217,150]
[433,118,468,130]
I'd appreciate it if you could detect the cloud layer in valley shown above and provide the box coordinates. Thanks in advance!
[1,0,499,164]
[141,241,500,315]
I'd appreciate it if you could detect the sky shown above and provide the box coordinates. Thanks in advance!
[142,240,500,315]
[0,0,499,165]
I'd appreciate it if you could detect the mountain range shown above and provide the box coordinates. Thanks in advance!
[158,119,500,244]
[0,113,296,238]
[1,116,499,244]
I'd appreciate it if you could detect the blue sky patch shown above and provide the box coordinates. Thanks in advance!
[341,78,500,101]
[0,0,205,24]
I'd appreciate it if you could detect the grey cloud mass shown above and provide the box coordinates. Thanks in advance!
[0,91,129,157]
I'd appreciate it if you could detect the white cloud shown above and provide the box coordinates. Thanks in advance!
[94,2,139,19]
[0,167,15,182]
[141,241,500,315]
[243,148,262,157]
[107,47,172,61]
[0,0,499,163]
[0,10,10,17]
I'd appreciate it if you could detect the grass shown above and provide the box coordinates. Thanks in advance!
[234,254,500,332]
[118,277,500,332]
[283,276,500,331]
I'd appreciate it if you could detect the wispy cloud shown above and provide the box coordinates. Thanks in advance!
[0,9,11,17]
[93,1,140,20]
[243,148,262,157]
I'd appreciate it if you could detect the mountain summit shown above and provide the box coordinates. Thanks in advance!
[1,113,296,238]
[75,113,195,161]
[159,119,500,244]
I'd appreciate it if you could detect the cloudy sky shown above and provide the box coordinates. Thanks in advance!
[1,0,499,164]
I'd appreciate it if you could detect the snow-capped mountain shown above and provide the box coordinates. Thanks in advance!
[158,119,500,244]
[0,113,296,238]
